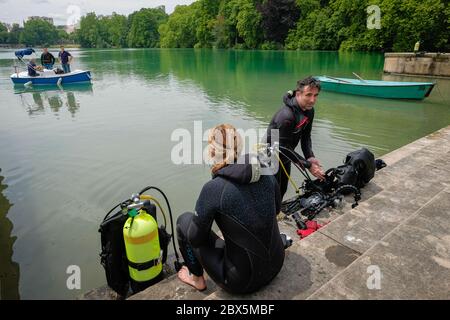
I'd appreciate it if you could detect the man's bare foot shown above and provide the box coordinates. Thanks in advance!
[177,266,206,291]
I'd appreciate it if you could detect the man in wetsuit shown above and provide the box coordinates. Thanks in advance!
[266,76,325,200]
[176,124,288,293]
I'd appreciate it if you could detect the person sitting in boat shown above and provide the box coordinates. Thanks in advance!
[176,124,288,293]
[41,48,55,70]
[58,46,73,74]
[27,58,38,77]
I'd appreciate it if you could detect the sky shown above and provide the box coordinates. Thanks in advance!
[0,0,196,26]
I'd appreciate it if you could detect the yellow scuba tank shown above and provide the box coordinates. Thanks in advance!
[100,186,182,296]
[123,201,162,292]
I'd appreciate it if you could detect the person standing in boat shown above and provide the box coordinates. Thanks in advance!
[58,46,73,74]
[40,48,55,70]
[266,76,325,200]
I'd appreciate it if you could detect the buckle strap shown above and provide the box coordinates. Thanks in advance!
[128,258,159,271]
[128,251,163,271]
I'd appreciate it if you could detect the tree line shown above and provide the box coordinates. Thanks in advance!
[0,18,73,46]
[1,1,448,52]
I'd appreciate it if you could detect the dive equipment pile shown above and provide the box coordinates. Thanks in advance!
[269,145,386,233]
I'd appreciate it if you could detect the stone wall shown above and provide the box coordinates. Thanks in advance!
[383,53,450,77]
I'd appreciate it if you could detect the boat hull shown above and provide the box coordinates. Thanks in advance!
[315,76,435,100]
[11,70,91,85]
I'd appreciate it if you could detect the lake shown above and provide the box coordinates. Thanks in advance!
[0,48,449,299]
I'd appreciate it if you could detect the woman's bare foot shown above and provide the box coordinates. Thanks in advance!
[177,266,206,291]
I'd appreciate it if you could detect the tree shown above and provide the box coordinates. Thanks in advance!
[105,13,128,47]
[159,4,198,48]
[20,19,57,46]
[258,0,300,44]
[76,13,101,48]
[285,6,339,50]
[194,0,221,48]
[7,24,21,44]
[0,23,8,43]
[236,0,262,48]
[127,7,168,47]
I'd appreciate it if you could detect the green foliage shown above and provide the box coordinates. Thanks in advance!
[1,0,448,51]
[194,0,220,48]
[260,41,282,50]
[285,7,338,50]
[286,0,449,52]
[0,23,8,43]
[7,24,21,44]
[236,0,262,48]
[159,5,198,48]
[20,19,57,46]
[105,13,129,47]
[127,7,168,48]
[76,12,101,48]
[74,8,167,48]
[258,0,300,44]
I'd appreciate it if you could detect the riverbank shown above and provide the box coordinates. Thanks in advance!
[0,44,80,49]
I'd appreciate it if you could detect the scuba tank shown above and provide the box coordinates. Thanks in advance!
[99,186,182,297]
[123,198,163,292]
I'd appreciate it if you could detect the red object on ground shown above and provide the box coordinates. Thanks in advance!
[297,220,329,239]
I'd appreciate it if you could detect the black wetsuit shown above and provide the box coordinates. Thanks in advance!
[176,156,285,294]
[266,91,315,199]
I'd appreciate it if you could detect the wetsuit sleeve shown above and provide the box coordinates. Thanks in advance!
[40,54,44,65]
[267,111,293,148]
[51,53,55,64]
[187,180,222,247]
[301,109,315,160]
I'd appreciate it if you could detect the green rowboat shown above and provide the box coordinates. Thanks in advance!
[315,76,435,100]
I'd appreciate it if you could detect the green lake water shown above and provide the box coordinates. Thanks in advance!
[0,48,449,299]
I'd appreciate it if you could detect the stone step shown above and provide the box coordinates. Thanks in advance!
[308,188,450,299]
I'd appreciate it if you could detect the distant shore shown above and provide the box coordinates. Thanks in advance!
[0,44,81,49]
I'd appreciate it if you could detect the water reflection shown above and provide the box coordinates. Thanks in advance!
[14,84,93,117]
[0,169,20,300]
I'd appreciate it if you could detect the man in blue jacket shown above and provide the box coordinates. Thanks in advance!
[58,46,73,73]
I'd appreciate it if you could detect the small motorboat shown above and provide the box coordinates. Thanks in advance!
[10,48,91,86]
[11,69,92,85]
[315,75,435,100]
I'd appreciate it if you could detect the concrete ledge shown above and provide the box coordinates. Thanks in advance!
[308,189,450,299]
[384,52,450,77]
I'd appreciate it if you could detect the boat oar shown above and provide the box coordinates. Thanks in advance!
[324,75,351,83]
[352,72,367,83]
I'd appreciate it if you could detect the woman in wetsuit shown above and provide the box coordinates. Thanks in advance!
[176,124,286,293]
